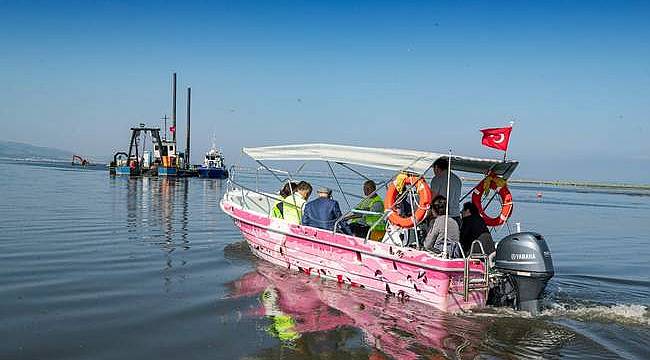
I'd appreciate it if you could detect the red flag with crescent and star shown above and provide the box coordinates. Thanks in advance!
[169,126,176,134]
[480,126,512,151]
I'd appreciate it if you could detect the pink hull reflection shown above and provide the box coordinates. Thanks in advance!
[228,261,486,359]
[221,199,486,312]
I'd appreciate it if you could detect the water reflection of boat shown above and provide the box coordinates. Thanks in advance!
[228,261,486,359]
[198,145,228,179]
[123,177,191,291]
[221,144,555,314]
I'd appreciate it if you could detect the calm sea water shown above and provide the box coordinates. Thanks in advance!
[1,160,648,359]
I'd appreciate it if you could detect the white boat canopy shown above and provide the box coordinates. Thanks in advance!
[244,143,518,178]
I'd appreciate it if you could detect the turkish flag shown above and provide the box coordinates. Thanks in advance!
[480,126,512,151]
[169,126,176,134]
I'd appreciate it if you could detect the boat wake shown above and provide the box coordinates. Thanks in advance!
[468,301,649,327]
[460,278,649,326]
[539,277,650,326]
[541,303,649,326]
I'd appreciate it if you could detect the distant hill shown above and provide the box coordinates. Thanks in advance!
[0,140,75,161]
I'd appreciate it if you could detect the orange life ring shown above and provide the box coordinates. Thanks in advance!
[471,173,513,227]
[384,176,433,228]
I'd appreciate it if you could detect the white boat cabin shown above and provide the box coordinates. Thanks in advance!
[153,140,177,160]
[204,148,225,168]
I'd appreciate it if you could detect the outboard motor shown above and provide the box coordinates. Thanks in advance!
[488,232,554,314]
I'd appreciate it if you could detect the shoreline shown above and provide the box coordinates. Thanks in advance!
[3,158,648,191]
[463,177,650,191]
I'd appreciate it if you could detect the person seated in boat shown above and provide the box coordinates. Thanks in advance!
[282,181,312,224]
[430,158,462,226]
[348,180,386,240]
[302,187,351,234]
[423,195,462,258]
[460,202,496,255]
[270,181,298,219]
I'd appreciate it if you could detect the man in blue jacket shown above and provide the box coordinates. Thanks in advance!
[302,187,351,234]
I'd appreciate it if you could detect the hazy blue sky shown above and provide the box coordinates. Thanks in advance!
[1,1,648,182]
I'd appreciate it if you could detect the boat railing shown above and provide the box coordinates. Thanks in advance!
[226,165,466,258]
[344,209,381,217]
[240,159,437,250]
[226,169,287,216]
[457,240,490,302]
[332,208,387,241]
[226,176,383,237]
[226,169,350,221]
[227,171,398,242]
[334,174,433,247]
[358,184,430,247]
[228,165,236,182]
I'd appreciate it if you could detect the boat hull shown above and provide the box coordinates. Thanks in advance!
[158,166,177,176]
[115,165,139,176]
[198,167,228,179]
[220,198,486,312]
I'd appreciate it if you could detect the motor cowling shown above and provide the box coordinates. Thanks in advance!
[489,232,554,314]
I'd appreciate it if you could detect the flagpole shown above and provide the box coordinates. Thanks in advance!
[504,121,514,162]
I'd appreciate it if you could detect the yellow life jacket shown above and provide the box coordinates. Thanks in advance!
[355,194,386,231]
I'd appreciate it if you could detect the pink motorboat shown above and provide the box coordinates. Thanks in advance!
[220,144,555,313]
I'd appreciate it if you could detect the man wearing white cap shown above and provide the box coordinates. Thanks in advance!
[302,187,351,234]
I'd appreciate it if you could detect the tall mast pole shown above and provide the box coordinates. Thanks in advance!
[185,87,191,167]
[172,72,177,144]
[161,114,169,140]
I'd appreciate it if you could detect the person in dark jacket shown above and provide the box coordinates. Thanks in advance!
[459,202,496,255]
[302,187,351,234]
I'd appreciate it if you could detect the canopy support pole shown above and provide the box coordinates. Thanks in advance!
[295,162,307,175]
[409,187,420,249]
[442,150,452,259]
[460,163,499,202]
[255,160,285,184]
[336,162,372,181]
[327,161,351,210]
